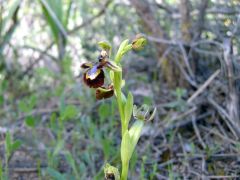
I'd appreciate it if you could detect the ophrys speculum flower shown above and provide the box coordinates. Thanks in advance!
[81,50,120,99]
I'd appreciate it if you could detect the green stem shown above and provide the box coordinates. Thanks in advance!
[121,162,129,180]
[114,72,126,136]
[113,71,130,180]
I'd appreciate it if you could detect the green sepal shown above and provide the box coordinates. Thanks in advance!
[133,104,156,122]
[98,41,111,51]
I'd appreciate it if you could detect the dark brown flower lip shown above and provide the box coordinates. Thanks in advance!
[96,85,114,100]
[83,69,105,88]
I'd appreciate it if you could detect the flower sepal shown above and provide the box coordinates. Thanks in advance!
[133,104,156,122]
[98,41,111,51]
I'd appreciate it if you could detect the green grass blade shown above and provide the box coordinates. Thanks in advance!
[39,0,67,42]
[1,0,21,34]
[63,0,72,28]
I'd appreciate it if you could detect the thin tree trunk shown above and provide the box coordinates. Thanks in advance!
[180,0,192,43]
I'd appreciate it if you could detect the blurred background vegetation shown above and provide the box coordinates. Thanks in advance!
[0,0,240,179]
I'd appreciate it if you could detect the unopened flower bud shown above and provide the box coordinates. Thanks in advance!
[132,34,147,51]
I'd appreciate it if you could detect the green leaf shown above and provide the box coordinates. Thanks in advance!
[98,104,110,120]
[61,105,78,120]
[101,139,111,159]
[65,151,80,179]
[128,120,144,155]
[18,100,30,113]
[63,0,72,28]
[5,131,12,156]
[46,167,65,180]
[36,67,55,77]
[65,151,75,170]
[11,140,22,152]
[0,95,4,106]
[53,140,64,156]
[39,0,67,43]
[124,92,133,128]
[1,0,21,34]
[0,159,2,178]
[29,95,37,109]
[121,131,132,164]
[25,116,36,128]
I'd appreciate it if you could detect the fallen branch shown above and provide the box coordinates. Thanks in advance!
[187,69,220,104]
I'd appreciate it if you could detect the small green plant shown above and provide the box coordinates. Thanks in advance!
[2,131,22,179]
[81,35,156,180]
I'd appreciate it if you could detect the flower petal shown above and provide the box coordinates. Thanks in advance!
[105,61,122,72]
[81,62,93,69]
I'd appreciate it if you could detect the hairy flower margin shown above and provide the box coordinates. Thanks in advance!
[81,34,154,180]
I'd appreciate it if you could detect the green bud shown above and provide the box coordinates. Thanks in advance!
[132,34,147,51]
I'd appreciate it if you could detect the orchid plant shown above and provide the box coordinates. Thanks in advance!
[81,35,156,180]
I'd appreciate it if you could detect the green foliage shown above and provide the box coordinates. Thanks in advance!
[0,0,21,53]
[60,105,78,120]
[5,132,22,159]
[18,95,37,113]
[0,160,3,179]
[3,132,22,179]
[25,116,36,127]
[140,156,147,180]
[46,167,65,180]
[39,0,67,43]
[165,87,187,112]
[65,151,80,179]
